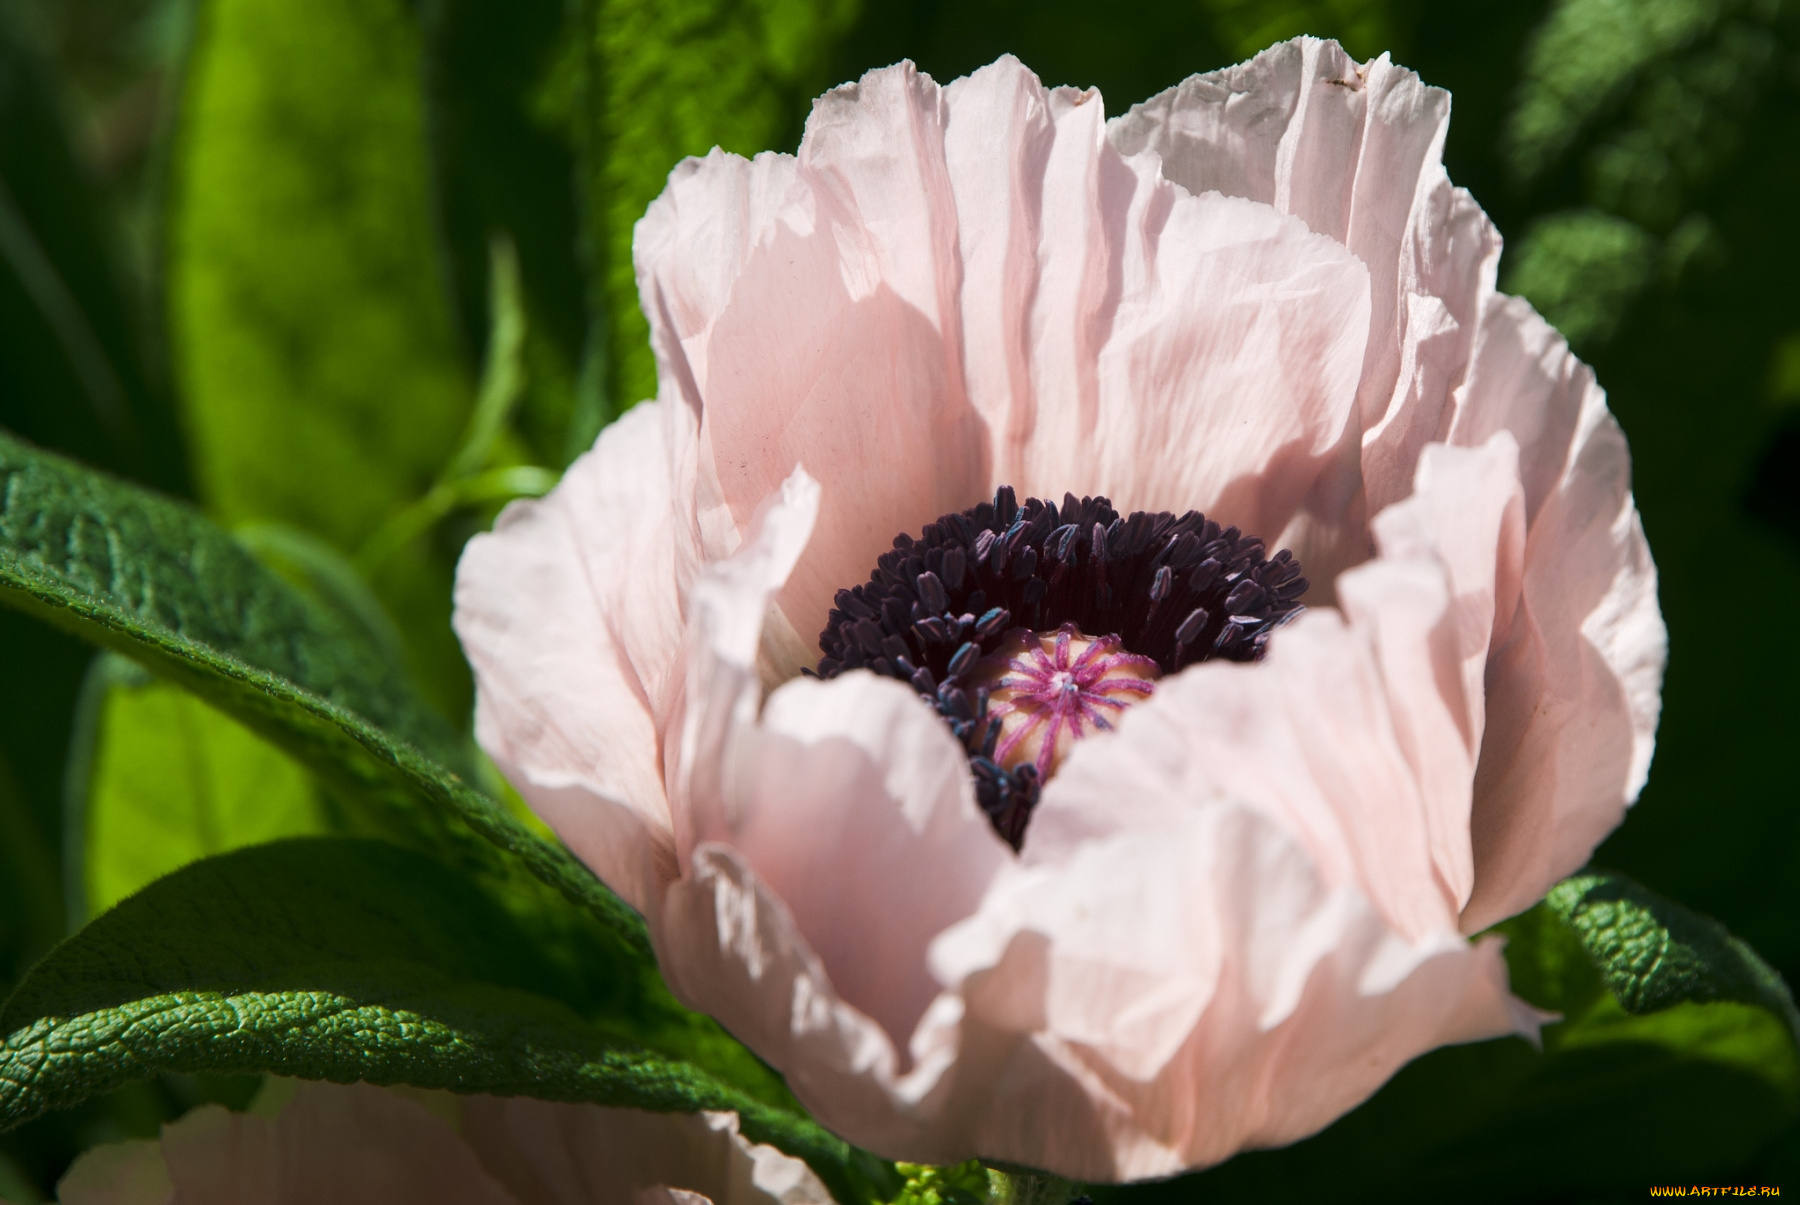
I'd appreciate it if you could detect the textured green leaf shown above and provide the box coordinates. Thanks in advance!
[74,654,325,920]
[1545,870,1800,1037]
[0,838,885,1205]
[0,429,638,949]
[168,0,475,715]
[574,0,861,416]
[1113,874,1800,1203]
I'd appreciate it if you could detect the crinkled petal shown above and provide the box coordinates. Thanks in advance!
[941,57,1372,553]
[695,670,1010,1053]
[1109,38,1501,584]
[1030,601,1462,942]
[56,1085,826,1205]
[663,471,1011,1156]
[936,766,1525,1181]
[1364,434,1528,911]
[1106,39,1665,929]
[924,553,1535,1179]
[1450,298,1666,929]
[459,1098,833,1205]
[657,843,968,1163]
[636,64,991,652]
[673,467,820,862]
[633,56,1372,652]
[455,399,703,914]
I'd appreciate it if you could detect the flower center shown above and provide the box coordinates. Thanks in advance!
[813,487,1306,849]
[970,625,1161,781]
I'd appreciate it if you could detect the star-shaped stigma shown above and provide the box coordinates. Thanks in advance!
[974,624,1161,782]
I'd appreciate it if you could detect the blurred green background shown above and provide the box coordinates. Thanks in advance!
[0,0,1797,1198]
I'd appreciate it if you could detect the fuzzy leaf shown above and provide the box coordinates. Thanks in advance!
[0,838,885,1205]
[1546,869,1800,1038]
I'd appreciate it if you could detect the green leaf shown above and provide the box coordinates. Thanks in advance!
[1544,870,1800,1039]
[1113,873,1800,1203]
[168,0,476,716]
[0,428,637,949]
[0,838,887,1205]
[73,653,327,920]
[573,0,861,417]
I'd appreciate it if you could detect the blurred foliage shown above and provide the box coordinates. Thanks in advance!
[166,0,479,718]
[0,0,1798,1196]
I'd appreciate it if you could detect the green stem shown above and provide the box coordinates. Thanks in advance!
[985,1166,1083,1205]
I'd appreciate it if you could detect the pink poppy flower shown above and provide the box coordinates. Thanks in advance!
[453,37,1664,1181]
[46,1081,832,1205]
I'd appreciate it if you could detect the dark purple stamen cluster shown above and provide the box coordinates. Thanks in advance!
[814,487,1307,848]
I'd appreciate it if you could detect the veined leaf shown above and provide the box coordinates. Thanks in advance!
[1118,872,1800,1203]
[1544,870,1800,1038]
[0,839,888,1205]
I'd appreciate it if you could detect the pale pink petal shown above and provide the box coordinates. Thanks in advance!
[927,559,1536,1178]
[940,57,1372,554]
[458,1098,832,1205]
[659,473,987,1160]
[629,56,1377,661]
[659,470,1024,1163]
[656,843,966,1164]
[1362,435,1528,910]
[1450,299,1665,930]
[634,148,803,412]
[636,62,991,652]
[55,1139,172,1205]
[1042,188,1371,546]
[1030,600,1461,943]
[671,467,820,863]
[149,1085,517,1205]
[934,787,1526,1180]
[671,457,1010,1057]
[455,399,702,914]
[1109,38,1501,584]
[698,670,1010,1054]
